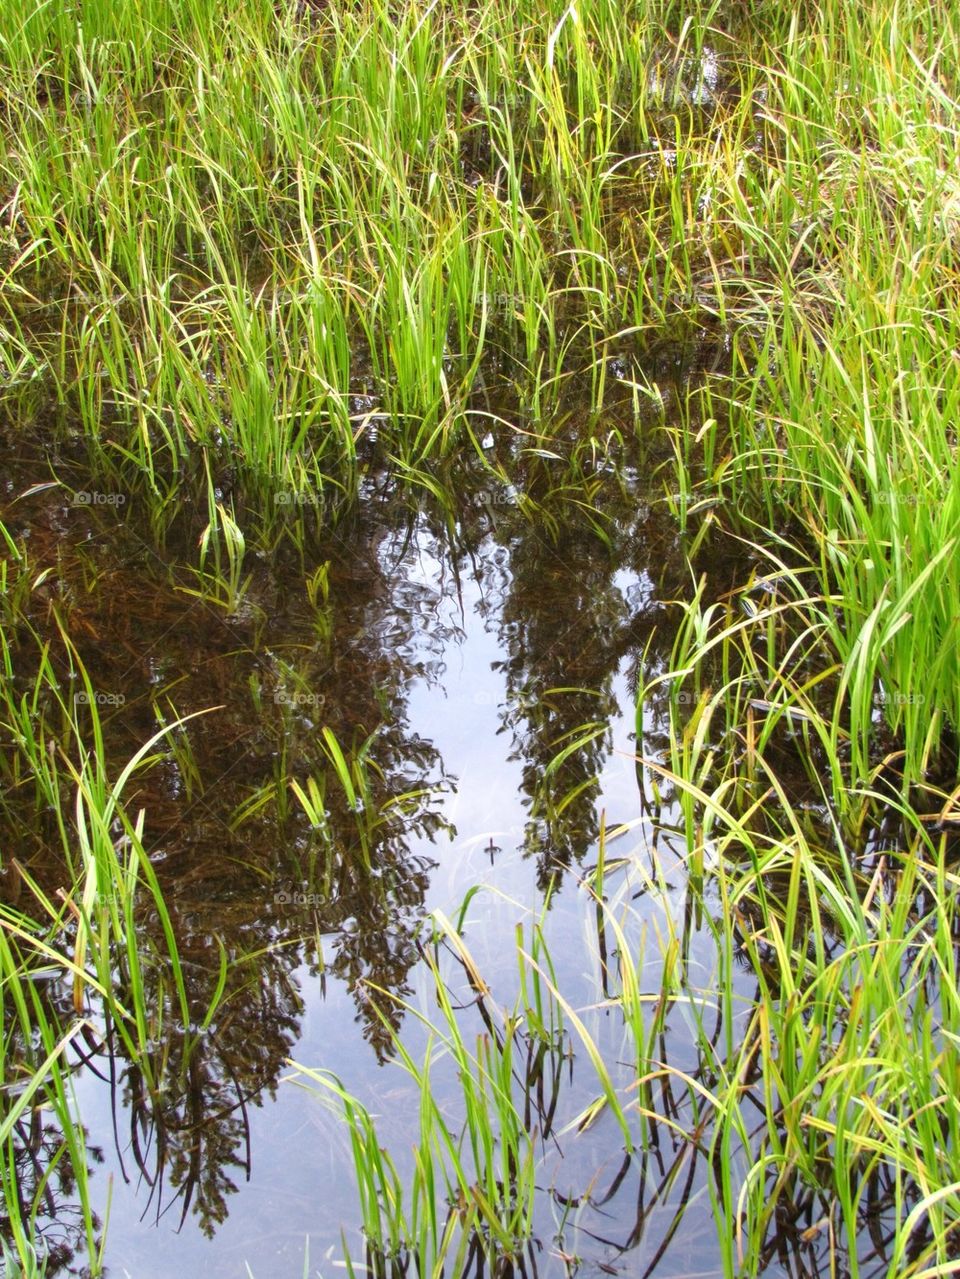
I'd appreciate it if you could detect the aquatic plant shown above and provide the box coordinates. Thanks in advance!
[291,906,563,1275]
[2,0,960,1272]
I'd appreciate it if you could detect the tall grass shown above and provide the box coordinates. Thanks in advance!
[4,0,957,772]
[634,577,960,1276]
[0,538,231,1274]
[2,0,960,1273]
[291,906,564,1275]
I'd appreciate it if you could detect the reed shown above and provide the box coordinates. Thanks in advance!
[291,906,562,1274]
[2,0,960,1272]
[0,556,232,1273]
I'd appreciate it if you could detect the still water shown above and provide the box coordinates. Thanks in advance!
[2,448,902,1278]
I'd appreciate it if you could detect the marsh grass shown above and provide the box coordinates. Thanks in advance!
[3,0,960,1273]
[311,788,960,1277]
[3,0,956,774]
[291,906,568,1275]
[0,546,235,1274]
[631,561,960,1273]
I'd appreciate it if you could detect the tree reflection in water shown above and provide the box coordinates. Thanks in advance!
[1,456,932,1277]
[0,485,463,1250]
[0,454,726,1267]
[459,454,688,891]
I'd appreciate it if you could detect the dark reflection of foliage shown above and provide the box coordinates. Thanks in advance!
[0,432,752,1269]
[492,523,626,885]
[450,453,688,891]
[102,938,302,1238]
[0,476,461,1259]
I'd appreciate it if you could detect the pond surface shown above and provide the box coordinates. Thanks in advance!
[0,439,910,1279]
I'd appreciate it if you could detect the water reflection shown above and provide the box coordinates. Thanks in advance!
[478,487,658,888]
[1,452,936,1278]
[0,475,468,1245]
[0,447,744,1269]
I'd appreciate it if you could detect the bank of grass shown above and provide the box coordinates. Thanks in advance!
[639,577,960,1274]
[1,0,957,779]
[1,0,959,1274]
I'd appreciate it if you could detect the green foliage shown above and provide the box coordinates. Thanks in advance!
[2,0,960,1272]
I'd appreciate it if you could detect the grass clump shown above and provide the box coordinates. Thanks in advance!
[290,906,566,1276]
[633,566,960,1275]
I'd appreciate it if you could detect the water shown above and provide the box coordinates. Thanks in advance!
[0,441,913,1278]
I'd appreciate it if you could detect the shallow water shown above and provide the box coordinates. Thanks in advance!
[0,441,918,1278]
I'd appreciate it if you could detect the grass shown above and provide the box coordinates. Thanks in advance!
[1,0,959,1273]
[1,0,956,774]
[0,542,236,1275]
[635,578,960,1275]
[303,791,960,1277]
[292,909,556,1275]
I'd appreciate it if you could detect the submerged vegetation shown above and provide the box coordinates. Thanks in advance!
[0,0,959,1274]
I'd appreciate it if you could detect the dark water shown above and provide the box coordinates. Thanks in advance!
[0,432,917,1279]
